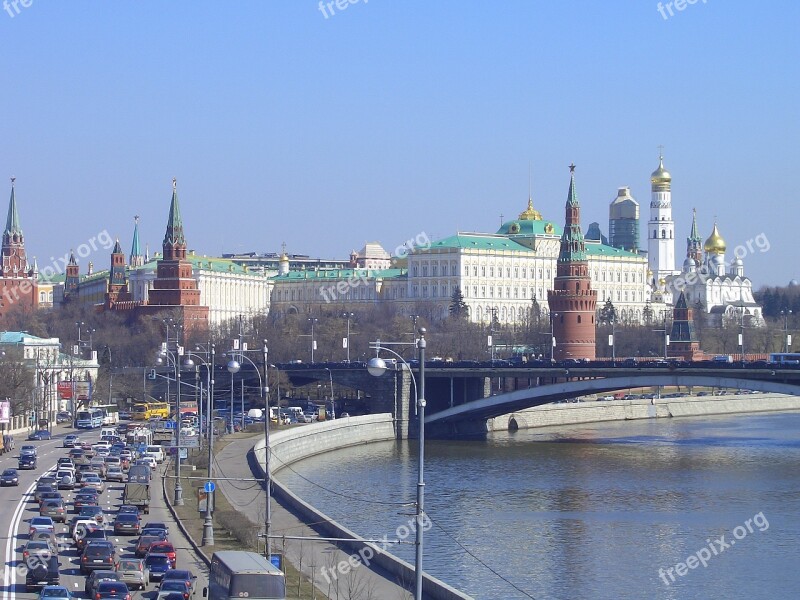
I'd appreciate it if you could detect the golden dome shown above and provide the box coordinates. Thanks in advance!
[518,197,543,221]
[704,223,726,254]
[650,156,671,186]
[279,252,289,262]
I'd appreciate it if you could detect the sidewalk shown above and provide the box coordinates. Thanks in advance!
[215,434,413,600]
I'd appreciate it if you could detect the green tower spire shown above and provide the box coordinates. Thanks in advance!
[163,178,186,248]
[5,177,22,239]
[558,164,587,262]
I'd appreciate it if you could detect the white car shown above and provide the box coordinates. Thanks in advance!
[144,446,165,464]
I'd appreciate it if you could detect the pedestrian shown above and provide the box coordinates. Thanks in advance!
[10,435,14,450]
[1,435,6,454]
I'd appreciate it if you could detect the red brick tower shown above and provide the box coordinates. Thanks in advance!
[145,179,208,333]
[0,178,37,317]
[105,238,132,308]
[547,165,597,361]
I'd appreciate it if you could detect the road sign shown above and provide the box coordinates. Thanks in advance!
[204,481,215,493]
[179,434,200,448]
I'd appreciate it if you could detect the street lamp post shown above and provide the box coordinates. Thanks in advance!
[157,344,184,506]
[227,358,240,434]
[343,312,354,363]
[550,312,558,362]
[610,318,616,362]
[367,328,427,600]
[782,309,793,353]
[308,318,318,363]
[185,345,215,546]
[324,368,335,419]
[262,340,271,558]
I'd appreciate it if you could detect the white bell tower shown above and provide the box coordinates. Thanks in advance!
[647,152,677,283]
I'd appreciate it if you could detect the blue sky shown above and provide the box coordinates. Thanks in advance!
[0,1,796,285]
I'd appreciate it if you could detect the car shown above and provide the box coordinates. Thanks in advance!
[106,466,125,483]
[0,468,19,486]
[156,580,191,600]
[73,491,100,511]
[117,504,140,516]
[56,471,75,490]
[29,516,55,536]
[63,435,79,448]
[70,518,100,542]
[135,534,166,558]
[19,455,37,470]
[80,540,115,573]
[84,570,121,597]
[138,456,157,470]
[56,411,72,424]
[90,459,108,478]
[38,491,63,505]
[113,513,141,535]
[79,504,105,525]
[68,447,85,459]
[38,584,73,600]
[142,522,169,536]
[40,500,66,523]
[76,528,108,552]
[116,557,147,591]
[28,430,51,441]
[95,581,131,600]
[22,539,56,561]
[144,553,172,582]
[20,444,38,457]
[25,555,60,591]
[147,541,176,568]
[81,474,105,493]
[160,570,197,598]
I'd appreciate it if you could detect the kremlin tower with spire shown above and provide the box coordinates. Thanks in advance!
[0,178,38,318]
[547,165,597,361]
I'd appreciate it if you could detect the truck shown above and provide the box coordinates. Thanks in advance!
[123,482,151,514]
[127,465,151,484]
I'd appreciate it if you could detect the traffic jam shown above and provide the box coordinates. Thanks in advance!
[6,426,198,600]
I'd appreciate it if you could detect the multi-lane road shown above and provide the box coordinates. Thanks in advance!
[0,426,209,600]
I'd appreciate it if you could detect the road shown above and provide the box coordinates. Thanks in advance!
[0,425,209,600]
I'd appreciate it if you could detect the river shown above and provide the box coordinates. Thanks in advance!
[274,412,800,599]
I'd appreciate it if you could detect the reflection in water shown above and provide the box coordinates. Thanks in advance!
[276,412,800,599]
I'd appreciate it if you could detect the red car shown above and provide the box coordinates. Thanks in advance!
[147,541,176,568]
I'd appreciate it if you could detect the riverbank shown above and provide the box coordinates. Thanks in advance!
[489,391,800,430]
[257,414,474,600]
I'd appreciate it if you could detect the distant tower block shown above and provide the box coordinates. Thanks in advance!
[609,186,640,252]
[548,165,597,361]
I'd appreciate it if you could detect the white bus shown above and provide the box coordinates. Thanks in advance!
[206,551,285,600]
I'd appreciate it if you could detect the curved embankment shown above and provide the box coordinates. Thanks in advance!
[490,392,800,430]
[252,414,473,600]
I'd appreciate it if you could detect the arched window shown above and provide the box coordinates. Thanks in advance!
[578,315,582,324]
[662,229,666,239]
[653,229,657,238]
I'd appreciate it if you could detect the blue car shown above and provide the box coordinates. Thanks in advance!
[28,430,51,441]
[144,553,172,582]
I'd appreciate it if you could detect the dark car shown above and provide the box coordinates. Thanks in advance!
[28,430,51,441]
[0,468,19,486]
[76,528,108,553]
[73,491,100,511]
[19,455,37,470]
[144,554,172,582]
[147,541,176,568]
[160,570,197,598]
[40,500,67,523]
[80,540,116,574]
[135,535,166,558]
[113,513,140,535]
[84,569,121,597]
[56,412,72,424]
[95,581,131,600]
[117,505,140,516]
[142,522,169,536]
[25,555,60,591]
[34,485,57,503]
[78,504,105,524]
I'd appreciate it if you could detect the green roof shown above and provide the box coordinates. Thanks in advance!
[272,268,406,281]
[495,219,562,237]
[427,234,536,252]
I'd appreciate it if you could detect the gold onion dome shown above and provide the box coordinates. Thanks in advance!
[704,223,726,254]
[518,197,543,221]
[650,156,672,185]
